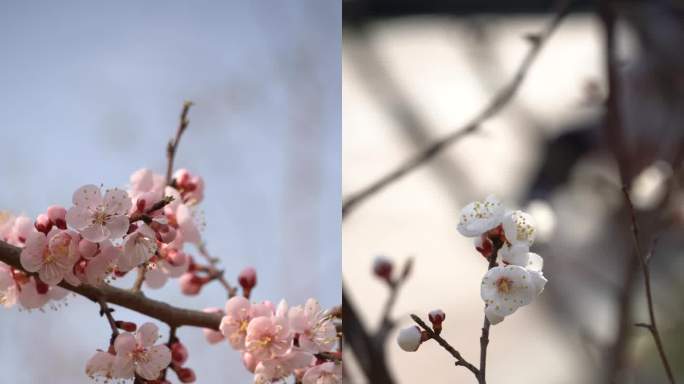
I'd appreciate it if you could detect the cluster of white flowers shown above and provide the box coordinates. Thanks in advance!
[457,195,547,325]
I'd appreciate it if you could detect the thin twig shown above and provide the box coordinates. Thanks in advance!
[411,314,480,377]
[478,251,499,384]
[131,266,146,294]
[98,297,119,346]
[198,244,237,298]
[166,101,194,185]
[341,0,573,220]
[621,188,676,384]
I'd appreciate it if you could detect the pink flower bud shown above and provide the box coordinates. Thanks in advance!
[373,256,393,281]
[176,367,196,383]
[238,267,257,297]
[34,214,52,234]
[167,248,187,267]
[179,273,204,295]
[115,321,137,332]
[242,352,258,373]
[428,309,446,324]
[170,341,189,365]
[79,239,98,259]
[157,224,177,244]
[35,278,49,295]
[46,205,67,229]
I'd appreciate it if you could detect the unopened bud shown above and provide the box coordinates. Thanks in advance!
[34,214,52,234]
[373,256,393,281]
[47,205,67,229]
[176,367,196,383]
[179,273,206,295]
[170,341,189,365]
[428,309,446,334]
[397,325,423,352]
[115,321,137,332]
[238,267,257,297]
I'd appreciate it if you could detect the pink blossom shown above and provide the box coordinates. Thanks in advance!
[129,168,166,210]
[20,229,78,285]
[112,322,171,380]
[0,262,18,308]
[202,307,225,344]
[66,185,132,242]
[85,351,116,380]
[253,350,314,384]
[144,246,189,289]
[17,276,50,309]
[83,241,121,286]
[302,362,342,384]
[118,224,157,272]
[3,214,33,246]
[289,299,337,353]
[219,297,273,351]
[173,169,205,204]
[245,316,292,361]
[47,205,67,230]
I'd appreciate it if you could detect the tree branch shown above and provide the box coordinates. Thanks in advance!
[0,240,222,330]
[621,188,676,384]
[477,252,499,384]
[98,297,119,346]
[410,314,480,377]
[341,0,573,220]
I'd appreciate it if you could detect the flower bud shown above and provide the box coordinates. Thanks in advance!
[242,352,258,373]
[397,325,423,352]
[179,273,205,295]
[47,205,67,229]
[373,256,393,281]
[474,235,493,258]
[157,224,177,244]
[170,341,189,365]
[79,239,98,259]
[428,309,446,334]
[34,214,52,234]
[115,321,137,332]
[176,367,196,383]
[166,248,187,267]
[238,267,257,297]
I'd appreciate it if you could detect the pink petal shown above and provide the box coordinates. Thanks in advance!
[20,232,46,273]
[103,188,132,216]
[85,351,115,378]
[143,266,168,289]
[112,355,135,379]
[104,215,129,240]
[136,345,171,380]
[136,322,159,348]
[114,333,136,354]
[177,205,201,244]
[65,206,92,230]
[72,185,103,210]
[39,263,64,286]
[80,223,109,243]
[225,296,251,317]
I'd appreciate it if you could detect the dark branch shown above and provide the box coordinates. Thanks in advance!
[341,0,574,220]
[411,314,479,377]
[166,101,194,185]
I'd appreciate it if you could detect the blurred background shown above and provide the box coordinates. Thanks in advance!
[342,0,683,383]
[0,1,340,383]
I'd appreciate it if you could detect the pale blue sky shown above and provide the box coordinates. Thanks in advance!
[0,1,340,382]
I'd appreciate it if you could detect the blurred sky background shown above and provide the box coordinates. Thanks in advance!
[0,1,340,382]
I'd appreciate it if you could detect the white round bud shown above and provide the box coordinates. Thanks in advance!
[397,325,422,352]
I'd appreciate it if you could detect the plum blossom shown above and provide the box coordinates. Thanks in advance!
[0,263,18,308]
[112,322,171,380]
[253,350,314,384]
[85,351,116,380]
[302,362,343,384]
[481,264,546,323]
[20,229,78,285]
[66,185,132,242]
[289,299,337,353]
[245,315,292,361]
[219,297,272,350]
[2,214,33,246]
[173,169,205,205]
[502,210,536,248]
[397,325,422,352]
[144,247,189,289]
[457,195,504,237]
[129,168,166,209]
[118,224,157,272]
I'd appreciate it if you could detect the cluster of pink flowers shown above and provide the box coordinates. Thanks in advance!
[0,168,206,312]
[214,296,341,384]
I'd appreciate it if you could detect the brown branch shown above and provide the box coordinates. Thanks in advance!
[621,189,676,384]
[198,244,237,298]
[0,240,222,330]
[166,101,193,186]
[477,252,499,384]
[341,0,573,220]
[98,297,119,346]
[411,314,480,377]
[131,266,147,293]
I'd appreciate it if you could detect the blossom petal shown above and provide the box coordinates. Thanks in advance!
[136,322,159,348]
[114,333,136,354]
[20,232,47,272]
[103,188,132,216]
[72,184,102,210]
[65,206,92,230]
[80,223,109,243]
[112,355,135,379]
[39,263,64,286]
[104,215,130,240]
[85,351,115,378]
[136,345,171,380]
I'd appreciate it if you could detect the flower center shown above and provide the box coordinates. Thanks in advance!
[495,277,513,294]
[239,320,249,334]
[129,347,150,364]
[92,209,109,225]
[255,335,273,348]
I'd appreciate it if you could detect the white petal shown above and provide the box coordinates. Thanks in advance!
[526,252,544,272]
[136,345,171,380]
[499,244,530,266]
[104,188,132,215]
[136,322,159,347]
[502,210,536,247]
[104,215,130,240]
[112,356,135,379]
[72,185,102,210]
[80,224,109,243]
[65,206,92,230]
